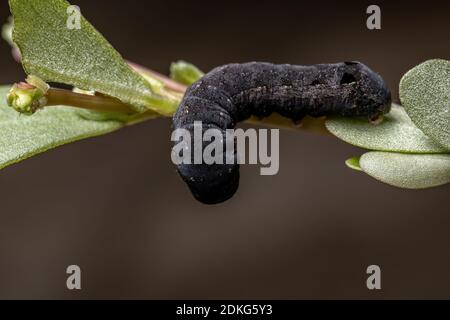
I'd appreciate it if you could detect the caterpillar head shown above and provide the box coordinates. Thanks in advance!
[338,61,392,121]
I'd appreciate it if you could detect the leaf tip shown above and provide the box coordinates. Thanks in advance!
[170,61,204,86]
[345,157,363,171]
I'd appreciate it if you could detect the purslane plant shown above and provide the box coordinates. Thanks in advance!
[1,0,449,192]
[172,61,392,204]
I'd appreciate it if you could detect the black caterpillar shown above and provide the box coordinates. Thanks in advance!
[173,62,392,204]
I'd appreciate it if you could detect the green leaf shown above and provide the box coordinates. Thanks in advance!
[9,0,176,115]
[0,85,123,170]
[360,152,450,189]
[326,104,448,154]
[170,61,204,86]
[345,157,362,171]
[400,59,450,150]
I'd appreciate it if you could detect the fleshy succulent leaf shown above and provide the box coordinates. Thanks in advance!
[170,61,205,86]
[345,157,363,171]
[359,152,450,189]
[326,104,448,154]
[9,0,176,115]
[400,59,450,150]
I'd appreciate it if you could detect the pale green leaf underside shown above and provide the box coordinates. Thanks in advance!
[9,0,157,113]
[360,152,450,189]
[0,85,123,170]
[326,104,447,154]
[400,59,450,150]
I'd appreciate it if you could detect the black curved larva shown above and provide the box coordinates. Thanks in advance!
[173,62,392,204]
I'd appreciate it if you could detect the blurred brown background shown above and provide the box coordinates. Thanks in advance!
[0,0,449,299]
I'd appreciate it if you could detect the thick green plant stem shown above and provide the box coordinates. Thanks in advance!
[47,89,136,114]
[8,83,136,115]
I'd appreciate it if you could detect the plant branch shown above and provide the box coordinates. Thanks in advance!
[7,81,330,135]
[127,61,330,135]
[5,45,329,133]
[46,89,136,114]
[125,62,331,134]
[127,61,188,94]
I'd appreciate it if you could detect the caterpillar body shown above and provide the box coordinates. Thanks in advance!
[173,62,392,204]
